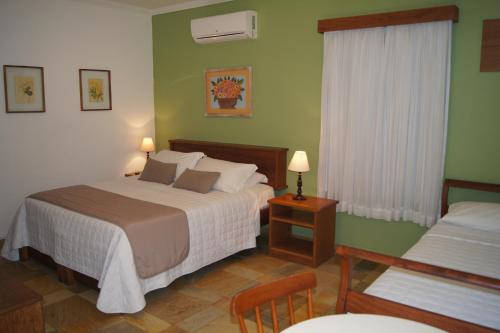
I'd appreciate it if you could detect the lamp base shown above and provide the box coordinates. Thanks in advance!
[293,194,306,201]
[293,172,306,201]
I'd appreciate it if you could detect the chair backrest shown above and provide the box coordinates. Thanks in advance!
[230,272,317,333]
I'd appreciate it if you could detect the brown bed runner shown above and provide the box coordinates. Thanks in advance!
[29,185,189,278]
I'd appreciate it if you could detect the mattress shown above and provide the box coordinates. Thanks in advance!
[2,178,274,313]
[365,222,500,330]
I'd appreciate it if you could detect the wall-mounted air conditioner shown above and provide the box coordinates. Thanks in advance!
[191,10,257,44]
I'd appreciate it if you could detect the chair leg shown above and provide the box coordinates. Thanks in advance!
[288,295,296,325]
[255,306,264,333]
[237,316,249,333]
[307,289,313,319]
[271,299,279,333]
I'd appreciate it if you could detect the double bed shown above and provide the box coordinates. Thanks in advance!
[1,139,288,313]
[336,179,500,332]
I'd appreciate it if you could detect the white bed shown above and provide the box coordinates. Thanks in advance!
[365,221,500,330]
[2,177,274,313]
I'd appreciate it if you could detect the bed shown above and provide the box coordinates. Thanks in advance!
[335,179,500,332]
[1,140,288,313]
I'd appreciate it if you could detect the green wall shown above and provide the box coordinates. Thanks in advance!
[153,0,500,256]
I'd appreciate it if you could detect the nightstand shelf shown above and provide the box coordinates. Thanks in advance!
[271,213,314,229]
[268,193,337,267]
[272,237,313,261]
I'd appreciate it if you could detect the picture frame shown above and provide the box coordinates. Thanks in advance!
[79,69,112,111]
[3,65,46,113]
[205,67,252,117]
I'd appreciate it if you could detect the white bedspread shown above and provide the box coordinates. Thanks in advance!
[2,178,274,313]
[365,222,500,330]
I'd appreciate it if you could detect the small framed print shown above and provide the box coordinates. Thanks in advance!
[3,65,46,113]
[205,67,252,117]
[79,69,112,111]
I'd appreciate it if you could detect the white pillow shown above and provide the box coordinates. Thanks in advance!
[152,150,205,180]
[194,157,257,193]
[440,201,500,233]
[243,172,268,188]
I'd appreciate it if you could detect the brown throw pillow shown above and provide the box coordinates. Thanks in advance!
[139,159,177,185]
[173,169,221,194]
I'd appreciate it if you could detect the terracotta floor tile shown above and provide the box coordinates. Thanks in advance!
[0,256,10,266]
[269,262,305,277]
[196,313,257,333]
[123,310,171,333]
[0,261,45,281]
[236,253,288,274]
[145,292,210,324]
[177,285,221,304]
[222,263,264,280]
[312,269,340,292]
[24,274,66,296]
[314,289,338,309]
[45,323,57,333]
[44,295,120,330]
[67,280,92,294]
[317,258,341,275]
[79,289,100,305]
[176,306,226,332]
[43,288,75,306]
[94,320,145,333]
[145,286,176,304]
[212,296,230,311]
[194,270,259,297]
[159,326,190,333]
[0,239,385,332]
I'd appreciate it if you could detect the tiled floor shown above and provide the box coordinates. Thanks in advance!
[0,234,385,333]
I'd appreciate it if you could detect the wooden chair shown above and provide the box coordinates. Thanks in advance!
[230,272,317,333]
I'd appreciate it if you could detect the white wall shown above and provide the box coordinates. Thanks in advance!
[0,0,154,237]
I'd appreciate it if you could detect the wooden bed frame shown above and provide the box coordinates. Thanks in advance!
[169,139,288,226]
[169,139,288,191]
[19,139,288,288]
[335,178,500,332]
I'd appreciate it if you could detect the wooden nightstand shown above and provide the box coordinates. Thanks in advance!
[268,193,337,267]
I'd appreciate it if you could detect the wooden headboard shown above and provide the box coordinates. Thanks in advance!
[441,178,500,217]
[169,139,288,190]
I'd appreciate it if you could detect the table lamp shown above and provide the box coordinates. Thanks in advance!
[140,137,155,159]
[288,150,310,200]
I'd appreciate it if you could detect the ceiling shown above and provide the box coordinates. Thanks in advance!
[101,0,232,13]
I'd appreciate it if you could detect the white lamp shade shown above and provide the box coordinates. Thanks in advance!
[288,151,310,172]
[140,137,155,152]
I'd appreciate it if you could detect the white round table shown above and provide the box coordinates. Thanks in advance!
[281,314,445,333]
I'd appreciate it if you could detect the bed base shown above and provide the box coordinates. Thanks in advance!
[20,246,98,289]
[18,209,269,289]
[19,209,269,288]
[336,245,500,333]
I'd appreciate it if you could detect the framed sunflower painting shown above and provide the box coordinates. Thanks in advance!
[79,69,112,111]
[205,67,252,117]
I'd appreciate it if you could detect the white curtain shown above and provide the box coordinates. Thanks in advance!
[318,21,452,227]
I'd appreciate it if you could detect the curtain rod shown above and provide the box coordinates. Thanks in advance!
[318,5,459,33]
